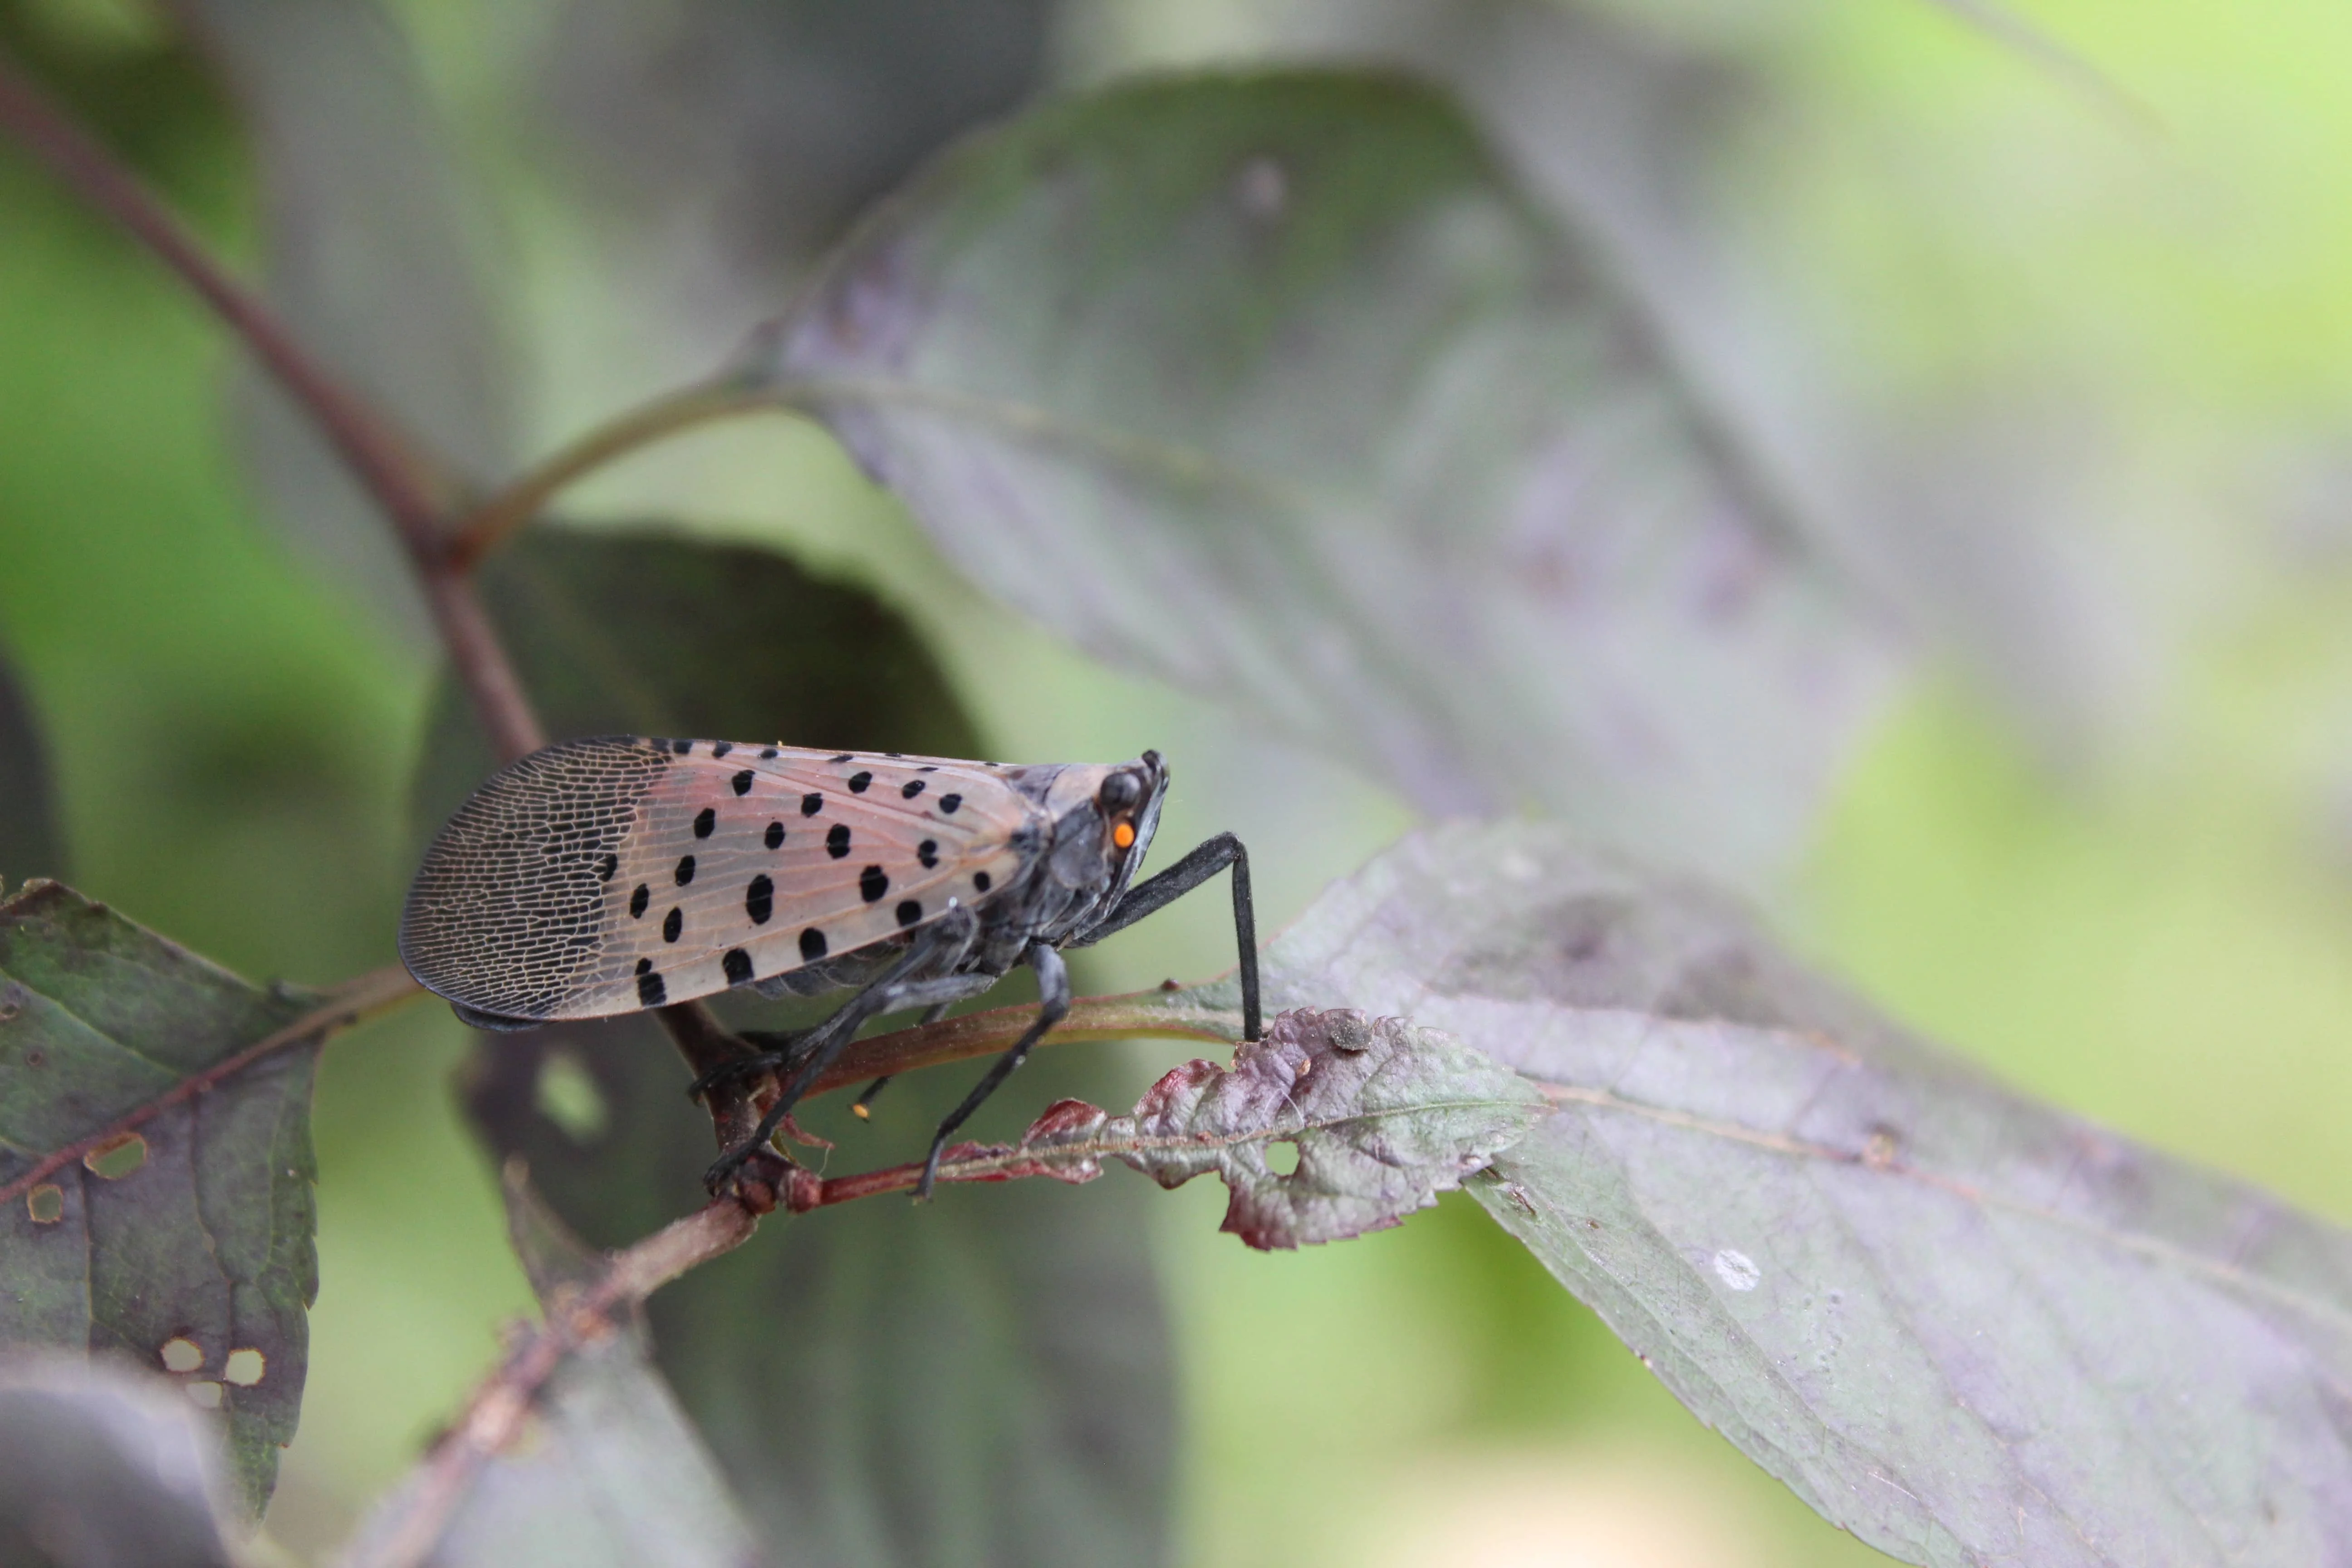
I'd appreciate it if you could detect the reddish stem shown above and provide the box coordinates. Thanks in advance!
[0,49,544,762]
[0,964,420,1208]
[348,1198,760,1568]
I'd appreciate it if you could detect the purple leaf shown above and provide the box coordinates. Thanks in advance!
[767,71,1901,883]
[0,882,332,1516]
[1151,822,2352,1563]
[937,1008,1548,1251]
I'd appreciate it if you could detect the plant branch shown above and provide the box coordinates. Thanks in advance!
[650,998,792,1210]
[0,964,421,1207]
[0,47,545,763]
[348,1197,760,1568]
[805,984,1244,1101]
[784,1137,1088,1211]
[447,380,782,572]
[356,985,1251,1564]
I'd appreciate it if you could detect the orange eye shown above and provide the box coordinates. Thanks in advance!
[1112,821,1137,849]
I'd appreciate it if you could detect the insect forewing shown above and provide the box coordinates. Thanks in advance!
[401,737,1033,1023]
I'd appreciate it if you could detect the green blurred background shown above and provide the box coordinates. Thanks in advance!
[6,0,2352,1563]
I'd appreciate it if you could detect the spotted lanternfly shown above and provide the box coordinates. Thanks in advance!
[400,737,1259,1194]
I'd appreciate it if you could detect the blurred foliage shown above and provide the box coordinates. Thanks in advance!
[0,648,64,884]
[7,0,2352,1563]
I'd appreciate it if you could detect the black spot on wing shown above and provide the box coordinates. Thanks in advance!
[723,948,754,986]
[860,865,888,902]
[800,927,828,961]
[896,899,921,928]
[801,793,823,817]
[630,884,650,918]
[829,753,853,763]
[745,874,773,925]
[827,823,850,858]
[974,871,992,894]
[902,779,926,799]
[731,769,754,796]
[711,741,733,759]
[918,839,938,869]
[671,739,692,755]
[663,906,683,943]
[764,821,785,850]
[848,771,872,793]
[637,962,666,1007]
[598,853,618,882]
[939,793,962,814]
[694,807,715,838]
[675,855,696,886]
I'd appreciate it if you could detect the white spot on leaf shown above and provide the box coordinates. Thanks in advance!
[160,1337,203,1373]
[1712,1248,1761,1292]
[223,1349,265,1387]
[184,1381,223,1410]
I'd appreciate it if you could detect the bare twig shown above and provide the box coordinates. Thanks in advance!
[650,999,792,1210]
[0,47,544,763]
[0,964,421,1207]
[348,1198,760,1568]
[805,985,1244,1101]
[446,381,779,572]
[782,1137,1088,1211]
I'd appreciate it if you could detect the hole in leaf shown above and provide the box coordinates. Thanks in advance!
[160,1337,203,1373]
[223,1349,265,1386]
[184,1381,223,1410]
[534,1050,609,1144]
[84,1132,146,1180]
[1266,1139,1301,1177]
[25,1184,63,1224]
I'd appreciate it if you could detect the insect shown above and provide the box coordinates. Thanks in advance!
[400,736,1259,1196]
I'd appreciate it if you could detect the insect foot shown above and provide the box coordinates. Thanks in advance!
[703,1137,794,1212]
[685,1045,790,1104]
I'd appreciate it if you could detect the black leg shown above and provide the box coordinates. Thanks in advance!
[1067,831,1259,1041]
[702,910,984,1192]
[916,940,1069,1200]
[849,1001,951,1121]
[687,1026,801,1103]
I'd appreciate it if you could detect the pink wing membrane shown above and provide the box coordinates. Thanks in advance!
[401,736,1033,1023]
[575,744,1029,1017]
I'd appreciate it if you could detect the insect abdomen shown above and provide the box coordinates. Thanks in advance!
[400,738,668,1023]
